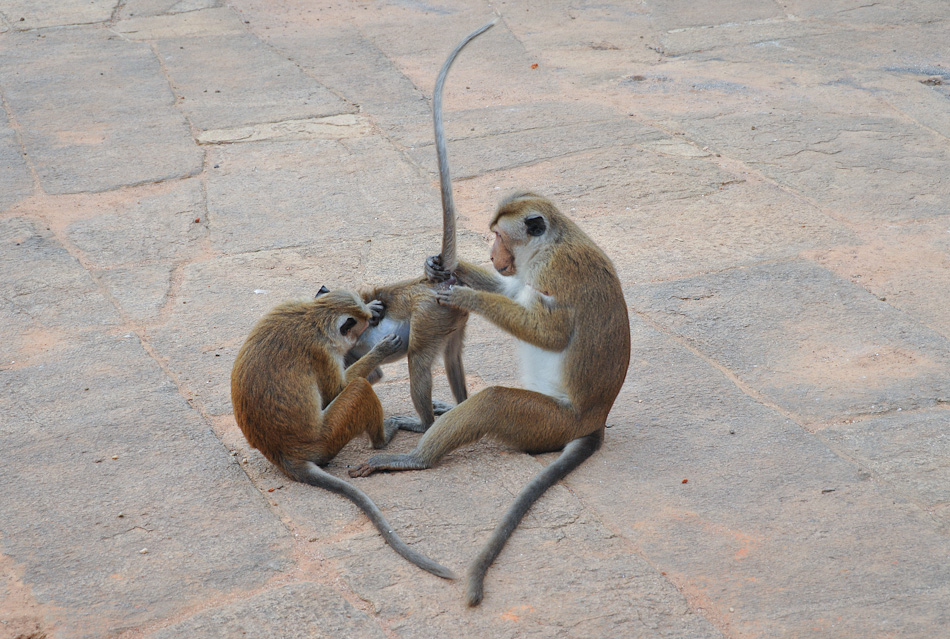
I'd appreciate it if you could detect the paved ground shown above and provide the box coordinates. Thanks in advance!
[1,1,949,637]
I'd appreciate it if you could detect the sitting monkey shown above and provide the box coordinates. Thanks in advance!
[231,288,454,579]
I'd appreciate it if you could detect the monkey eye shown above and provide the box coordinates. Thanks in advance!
[340,317,357,336]
[524,215,546,236]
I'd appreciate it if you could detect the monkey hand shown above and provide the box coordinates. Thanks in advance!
[434,285,473,309]
[371,333,403,358]
[425,254,453,283]
[367,299,385,326]
[348,453,429,477]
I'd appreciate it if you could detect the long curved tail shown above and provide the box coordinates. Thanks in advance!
[286,459,456,579]
[433,17,498,272]
[466,429,603,606]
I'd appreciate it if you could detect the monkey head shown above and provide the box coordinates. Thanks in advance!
[308,289,374,353]
[489,192,560,277]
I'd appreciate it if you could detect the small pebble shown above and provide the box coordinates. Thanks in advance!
[139,548,148,554]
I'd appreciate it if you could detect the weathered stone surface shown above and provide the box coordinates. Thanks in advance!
[573,318,950,638]
[307,437,723,639]
[628,260,950,425]
[253,22,433,148]
[205,135,439,254]
[0,226,292,638]
[819,408,950,520]
[7,0,950,636]
[0,217,119,341]
[0,112,32,214]
[808,217,950,339]
[64,179,207,268]
[119,0,220,20]
[112,6,245,39]
[0,0,114,30]
[153,33,353,131]
[197,114,372,145]
[147,582,388,639]
[0,28,201,194]
[407,103,665,178]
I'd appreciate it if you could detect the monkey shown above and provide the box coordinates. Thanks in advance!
[230,288,455,579]
[344,19,498,433]
[349,192,631,606]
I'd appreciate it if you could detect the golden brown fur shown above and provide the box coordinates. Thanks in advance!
[350,193,630,605]
[231,290,454,579]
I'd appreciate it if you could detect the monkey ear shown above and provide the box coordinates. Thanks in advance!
[315,285,330,298]
[524,215,546,237]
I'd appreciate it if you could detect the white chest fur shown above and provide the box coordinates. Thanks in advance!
[510,281,569,403]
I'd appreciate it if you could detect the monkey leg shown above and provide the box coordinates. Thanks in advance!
[385,326,446,434]
[443,324,468,405]
[349,386,580,477]
[309,378,387,463]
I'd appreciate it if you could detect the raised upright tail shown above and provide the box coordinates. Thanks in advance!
[433,17,498,272]
[286,459,456,579]
[465,429,603,606]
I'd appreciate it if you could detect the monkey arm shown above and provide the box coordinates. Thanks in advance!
[343,334,402,384]
[438,286,571,352]
[452,260,506,293]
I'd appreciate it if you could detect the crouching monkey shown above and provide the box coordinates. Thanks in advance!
[350,192,631,605]
[231,289,454,579]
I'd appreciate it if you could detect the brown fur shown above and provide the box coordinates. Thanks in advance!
[231,291,454,579]
[342,21,498,432]
[350,193,631,605]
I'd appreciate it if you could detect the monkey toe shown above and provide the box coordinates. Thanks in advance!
[386,415,428,433]
[348,464,378,478]
[432,400,454,416]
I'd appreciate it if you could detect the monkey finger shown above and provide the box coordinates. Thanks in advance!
[376,333,403,353]
[367,299,385,324]
[425,255,451,282]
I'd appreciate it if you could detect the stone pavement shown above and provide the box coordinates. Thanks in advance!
[1,1,948,637]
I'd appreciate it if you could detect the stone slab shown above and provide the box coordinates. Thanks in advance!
[0,112,32,214]
[403,99,666,175]
[255,22,432,148]
[627,260,950,425]
[819,408,950,519]
[0,217,119,344]
[112,6,245,39]
[303,437,723,639]
[205,135,440,254]
[0,0,114,30]
[153,33,354,131]
[0,28,202,194]
[572,318,950,638]
[0,223,292,638]
[808,217,950,339]
[119,0,220,20]
[63,178,207,268]
[148,582,388,639]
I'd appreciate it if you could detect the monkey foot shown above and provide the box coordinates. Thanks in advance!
[348,453,429,477]
[385,415,428,433]
[432,400,454,416]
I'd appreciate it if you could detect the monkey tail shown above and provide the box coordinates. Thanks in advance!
[433,17,498,272]
[465,429,603,606]
[286,459,456,580]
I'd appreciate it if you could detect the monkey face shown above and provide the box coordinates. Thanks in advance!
[311,289,373,352]
[490,231,516,275]
[490,213,548,276]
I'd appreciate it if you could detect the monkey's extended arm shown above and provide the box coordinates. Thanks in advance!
[436,285,572,352]
[426,254,505,293]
